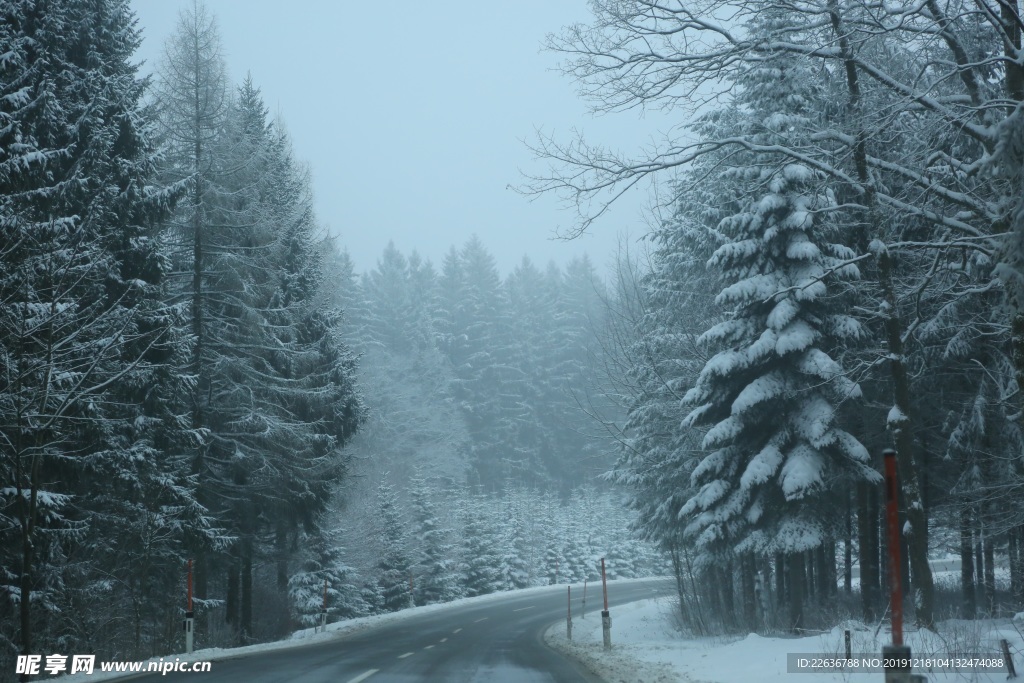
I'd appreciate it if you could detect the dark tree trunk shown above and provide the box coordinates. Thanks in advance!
[877,248,936,629]
[845,493,853,595]
[1011,524,1019,610]
[226,559,240,627]
[816,543,832,599]
[1008,527,1020,610]
[1003,0,1024,101]
[788,553,805,633]
[721,557,735,629]
[241,535,253,643]
[975,517,985,611]
[806,549,816,602]
[741,553,757,628]
[858,481,880,620]
[276,523,289,592]
[775,553,787,612]
[960,507,976,619]
[195,554,209,638]
[983,531,996,615]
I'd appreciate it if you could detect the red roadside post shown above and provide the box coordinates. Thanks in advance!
[600,557,611,650]
[882,449,915,683]
[184,559,194,654]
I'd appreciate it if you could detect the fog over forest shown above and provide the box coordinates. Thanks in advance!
[2,1,1024,681]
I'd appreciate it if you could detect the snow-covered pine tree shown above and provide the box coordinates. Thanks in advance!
[409,473,461,605]
[498,500,532,590]
[447,236,517,487]
[288,528,366,626]
[373,478,413,612]
[0,0,198,661]
[458,489,503,597]
[680,29,878,623]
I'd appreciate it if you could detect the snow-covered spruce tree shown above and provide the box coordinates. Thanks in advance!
[0,0,203,663]
[288,529,366,626]
[499,501,532,590]
[151,0,234,634]
[445,236,519,487]
[409,473,461,605]
[681,44,879,624]
[372,479,413,612]
[458,489,503,597]
[601,193,727,614]
[155,23,363,639]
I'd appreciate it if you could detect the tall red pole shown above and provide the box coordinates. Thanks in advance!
[187,558,193,612]
[883,450,903,646]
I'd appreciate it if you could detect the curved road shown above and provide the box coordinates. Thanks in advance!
[132,578,672,683]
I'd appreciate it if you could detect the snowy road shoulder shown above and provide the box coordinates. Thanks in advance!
[545,597,1024,683]
[544,596,683,683]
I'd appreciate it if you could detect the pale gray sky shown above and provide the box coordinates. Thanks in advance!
[129,1,672,276]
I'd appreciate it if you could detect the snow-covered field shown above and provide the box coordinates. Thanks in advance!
[545,596,1024,683]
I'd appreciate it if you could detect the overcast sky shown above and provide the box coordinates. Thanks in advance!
[129,1,672,277]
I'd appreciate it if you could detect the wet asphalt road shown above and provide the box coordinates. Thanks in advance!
[129,578,673,683]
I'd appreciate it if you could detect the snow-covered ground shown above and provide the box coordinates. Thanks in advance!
[546,596,1024,683]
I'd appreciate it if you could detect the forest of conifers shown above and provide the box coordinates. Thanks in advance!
[3,0,1024,678]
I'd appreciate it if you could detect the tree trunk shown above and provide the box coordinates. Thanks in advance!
[1008,528,1019,611]
[276,523,289,592]
[241,535,253,643]
[845,493,853,594]
[775,553,787,613]
[741,553,756,629]
[817,544,832,599]
[226,558,240,627]
[879,498,889,617]
[858,481,880,620]
[827,0,934,626]
[721,557,735,630]
[1003,0,1024,101]
[788,553,805,633]
[806,549,816,603]
[983,531,996,615]
[876,247,936,629]
[1015,525,1024,609]
[960,507,976,618]
[975,518,985,611]
[19,526,33,682]
[194,554,208,638]
[857,482,871,619]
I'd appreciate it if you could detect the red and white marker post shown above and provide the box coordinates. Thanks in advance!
[184,559,194,654]
[600,557,611,650]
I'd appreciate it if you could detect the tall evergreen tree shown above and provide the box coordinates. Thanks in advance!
[409,473,460,605]
[0,0,196,663]
[680,35,878,613]
[372,479,413,612]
